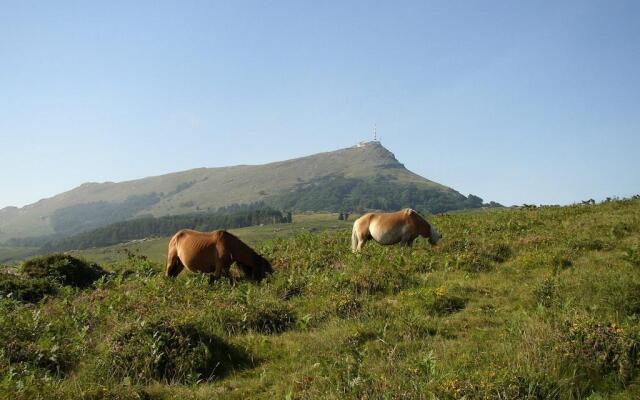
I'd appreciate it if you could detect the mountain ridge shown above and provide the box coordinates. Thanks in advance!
[0,141,488,242]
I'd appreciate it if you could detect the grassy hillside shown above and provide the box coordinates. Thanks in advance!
[0,246,40,264]
[2,200,640,399]
[0,213,353,265]
[0,142,480,242]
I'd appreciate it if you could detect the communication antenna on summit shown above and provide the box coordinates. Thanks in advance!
[373,124,377,141]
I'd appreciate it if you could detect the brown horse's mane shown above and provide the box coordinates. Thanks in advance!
[221,231,272,280]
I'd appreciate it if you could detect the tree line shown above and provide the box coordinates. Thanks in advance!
[39,204,290,252]
[268,175,501,215]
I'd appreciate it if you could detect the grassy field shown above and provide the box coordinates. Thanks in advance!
[2,201,640,399]
[0,246,40,265]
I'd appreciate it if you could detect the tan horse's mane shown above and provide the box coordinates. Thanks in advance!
[407,209,432,236]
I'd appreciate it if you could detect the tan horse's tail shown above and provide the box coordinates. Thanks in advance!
[351,221,360,252]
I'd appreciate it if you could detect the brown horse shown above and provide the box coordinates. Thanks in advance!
[351,208,441,252]
[165,229,273,282]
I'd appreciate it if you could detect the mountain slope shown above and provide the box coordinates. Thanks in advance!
[0,142,482,242]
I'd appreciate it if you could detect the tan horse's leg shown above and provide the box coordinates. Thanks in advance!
[352,219,369,252]
[353,230,367,252]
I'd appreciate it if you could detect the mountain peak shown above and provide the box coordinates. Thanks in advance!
[351,140,402,167]
[0,142,473,241]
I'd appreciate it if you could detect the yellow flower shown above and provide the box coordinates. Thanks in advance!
[435,287,446,297]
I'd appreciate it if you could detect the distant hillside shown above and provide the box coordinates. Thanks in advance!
[37,204,290,252]
[0,141,497,242]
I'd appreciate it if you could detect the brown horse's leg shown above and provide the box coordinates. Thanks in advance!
[166,258,184,277]
[165,244,185,277]
[208,257,226,285]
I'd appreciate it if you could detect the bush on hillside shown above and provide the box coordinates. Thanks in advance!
[347,262,415,295]
[454,242,512,273]
[335,292,363,319]
[557,316,640,387]
[98,319,251,384]
[623,245,640,268]
[0,304,82,377]
[220,299,297,335]
[486,243,513,263]
[21,254,108,288]
[0,273,57,303]
[426,287,467,316]
[534,277,561,308]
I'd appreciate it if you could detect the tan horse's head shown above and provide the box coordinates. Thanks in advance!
[427,223,442,245]
[413,211,442,245]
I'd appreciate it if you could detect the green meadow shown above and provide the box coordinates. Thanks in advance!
[2,200,640,399]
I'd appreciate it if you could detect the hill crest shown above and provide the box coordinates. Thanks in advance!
[0,142,485,241]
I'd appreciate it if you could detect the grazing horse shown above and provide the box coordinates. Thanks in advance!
[165,229,273,282]
[351,209,441,252]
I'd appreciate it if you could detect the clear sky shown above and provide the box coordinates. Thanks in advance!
[1,1,638,208]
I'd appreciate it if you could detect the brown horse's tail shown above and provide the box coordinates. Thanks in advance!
[220,231,273,281]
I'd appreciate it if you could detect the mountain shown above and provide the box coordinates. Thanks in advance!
[0,141,494,242]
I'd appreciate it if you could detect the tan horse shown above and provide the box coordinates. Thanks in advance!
[351,209,441,252]
[165,229,273,282]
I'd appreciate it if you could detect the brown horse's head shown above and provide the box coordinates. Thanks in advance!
[225,231,274,282]
[251,253,274,281]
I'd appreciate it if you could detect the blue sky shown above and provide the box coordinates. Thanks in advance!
[1,1,638,208]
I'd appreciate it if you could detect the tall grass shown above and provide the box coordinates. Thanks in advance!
[1,199,640,399]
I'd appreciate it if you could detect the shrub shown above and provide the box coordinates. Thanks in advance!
[534,277,560,308]
[97,319,250,384]
[0,305,81,377]
[613,282,640,317]
[430,292,467,316]
[488,375,562,400]
[570,238,607,252]
[347,263,414,294]
[623,245,640,268]
[335,293,362,319]
[447,241,512,273]
[0,273,57,303]
[342,328,376,348]
[558,316,640,387]
[432,296,466,316]
[455,251,494,273]
[21,254,108,288]
[552,253,573,270]
[486,243,513,263]
[221,299,296,335]
[247,302,297,334]
[611,221,634,239]
[275,273,307,300]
